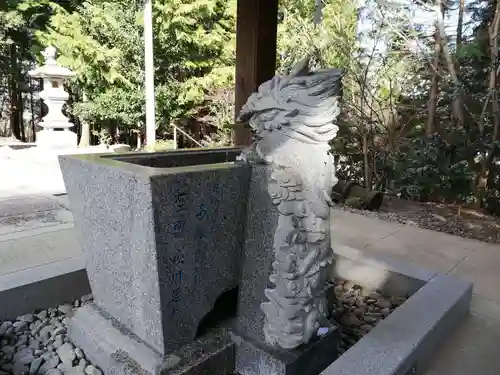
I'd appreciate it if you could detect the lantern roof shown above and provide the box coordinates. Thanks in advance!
[28,46,76,79]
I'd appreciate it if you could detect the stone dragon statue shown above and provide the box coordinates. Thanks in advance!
[237,59,343,350]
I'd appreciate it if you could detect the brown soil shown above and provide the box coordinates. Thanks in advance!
[339,197,500,244]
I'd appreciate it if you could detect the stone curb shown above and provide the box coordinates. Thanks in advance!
[324,245,473,375]
[0,223,74,243]
[0,256,91,321]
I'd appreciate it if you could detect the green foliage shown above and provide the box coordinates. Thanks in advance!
[277,0,358,72]
[455,42,484,59]
[392,134,474,203]
[36,0,236,138]
[144,138,177,151]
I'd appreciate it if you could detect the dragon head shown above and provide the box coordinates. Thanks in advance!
[237,58,343,145]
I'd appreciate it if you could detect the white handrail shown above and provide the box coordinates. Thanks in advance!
[171,123,204,148]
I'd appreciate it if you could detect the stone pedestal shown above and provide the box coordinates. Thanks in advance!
[231,326,338,375]
[70,304,235,375]
[60,148,249,375]
[233,165,339,375]
[36,129,77,150]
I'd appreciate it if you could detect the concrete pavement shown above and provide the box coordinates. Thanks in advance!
[0,195,79,276]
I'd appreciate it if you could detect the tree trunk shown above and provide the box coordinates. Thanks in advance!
[362,131,372,190]
[29,75,35,142]
[451,0,466,130]
[78,94,90,147]
[8,43,21,140]
[427,6,442,136]
[18,90,25,142]
[437,0,464,129]
[456,0,465,50]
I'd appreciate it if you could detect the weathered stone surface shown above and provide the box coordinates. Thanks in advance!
[68,304,235,375]
[235,165,279,343]
[38,353,60,373]
[18,314,34,323]
[61,149,249,355]
[57,342,75,364]
[84,365,102,375]
[29,357,43,374]
[12,361,28,375]
[233,166,339,375]
[236,60,341,350]
[13,347,34,364]
[13,321,28,333]
[58,305,73,316]
[0,322,11,336]
[232,326,339,375]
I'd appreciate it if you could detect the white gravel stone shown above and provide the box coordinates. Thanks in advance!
[74,348,84,359]
[2,346,15,358]
[56,342,76,365]
[39,325,54,341]
[13,347,35,364]
[36,311,48,321]
[29,357,43,374]
[30,321,45,336]
[18,314,34,323]
[38,354,60,373]
[12,321,28,333]
[66,366,86,375]
[15,335,28,348]
[53,339,63,350]
[0,322,12,336]
[80,295,93,304]
[84,365,103,375]
[58,305,73,316]
[41,352,54,361]
[376,299,392,309]
[12,361,28,375]
[57,362,73,372]
[29,339,41,350]
[52,327,66,336]
[45,369,63,375]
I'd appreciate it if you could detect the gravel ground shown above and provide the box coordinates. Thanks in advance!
[0,295,100,375]
[335,202,500,244]
[0,280,407,374]
[328,278,408,354]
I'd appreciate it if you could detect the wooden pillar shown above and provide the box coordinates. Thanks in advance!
[233,0,279,146]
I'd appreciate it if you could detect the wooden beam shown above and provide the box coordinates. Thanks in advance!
[233,0,279,146]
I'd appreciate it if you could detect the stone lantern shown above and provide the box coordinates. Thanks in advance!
[29,46,77,149]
